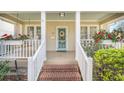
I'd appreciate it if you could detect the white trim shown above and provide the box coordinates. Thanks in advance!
[81,20,99,22]
[0,16,16,24]
[47,20,74,22]
[24,20,41,22]
[47,20,99,22]
[56,26,68,51]
[6,14,24,22]
[24,20,99,22]
[80,24,99,27]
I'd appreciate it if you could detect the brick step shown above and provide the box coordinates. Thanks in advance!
[42,64,79,72]
[39,71,81,81]
[39,64,82,81]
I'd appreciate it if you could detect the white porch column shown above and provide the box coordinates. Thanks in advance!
[41,11,46,42]
[41,11,46,60]
[75,11,80,60]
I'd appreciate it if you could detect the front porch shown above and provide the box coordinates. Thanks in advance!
[0,11,124,81]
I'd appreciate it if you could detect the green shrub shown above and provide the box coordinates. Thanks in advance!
[0,61,10,80]
[93,48,124,81]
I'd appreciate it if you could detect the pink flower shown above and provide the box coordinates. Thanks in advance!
[2,34,7,37]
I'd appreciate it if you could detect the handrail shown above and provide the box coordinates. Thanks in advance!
[32,40,44,61]
[78,42,89,63]
[28,40,46,81]
[77,42,93,81]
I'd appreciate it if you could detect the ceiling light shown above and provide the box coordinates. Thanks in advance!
[59,12,65,17]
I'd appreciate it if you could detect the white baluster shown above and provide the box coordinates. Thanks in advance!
[32,40,34,56]
[23,40,24,57]
[20,43,22,57]
[5,45,6,56]
[29,40,31,57]
[26,40,28,57]
[35,40,37,53]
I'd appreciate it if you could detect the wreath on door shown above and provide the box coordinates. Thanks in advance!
[60,31,65,37]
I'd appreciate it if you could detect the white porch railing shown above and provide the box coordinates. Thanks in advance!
[28,40,46,81]
[81,39,124,49]
[77,42,93,81]
[79,39,124,81]
[0,39,41,59]
[81,39,94,48]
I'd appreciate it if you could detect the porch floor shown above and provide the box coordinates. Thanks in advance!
[45,51,77,64]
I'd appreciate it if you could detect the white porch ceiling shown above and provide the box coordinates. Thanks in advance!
[8,11,41,20]
[0,11,121,21]
[80,12,114,21]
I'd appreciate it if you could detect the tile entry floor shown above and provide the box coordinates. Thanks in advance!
[45,51,77,64]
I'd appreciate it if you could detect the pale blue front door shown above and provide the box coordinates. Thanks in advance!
[57,28,66,51]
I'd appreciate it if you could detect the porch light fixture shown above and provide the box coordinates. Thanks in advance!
[59,12,65,17]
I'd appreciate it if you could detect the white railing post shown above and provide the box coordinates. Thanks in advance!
[75,11,80,61]
[87,57,93,81]
[28,57,34,81]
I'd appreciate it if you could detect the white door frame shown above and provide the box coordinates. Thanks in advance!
[56,26,68,51]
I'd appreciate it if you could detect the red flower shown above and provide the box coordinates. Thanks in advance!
[97,32,101,34]
[96,38,100,43]
[108,34,112,39]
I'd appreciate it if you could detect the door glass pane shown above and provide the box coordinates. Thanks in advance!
[58,28,66,49]
[27,26,34,38]
[80,26,88,39]
[36,26,41,39]
[90,26,97,39]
